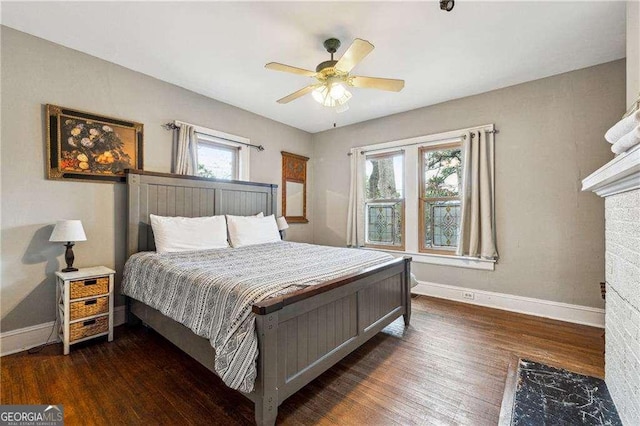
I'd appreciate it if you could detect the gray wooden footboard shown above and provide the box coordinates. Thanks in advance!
[124,169,412,425]
[129,257,411,425]
[252,256,411,425]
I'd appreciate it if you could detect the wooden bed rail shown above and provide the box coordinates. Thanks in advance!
[252,256,412,315]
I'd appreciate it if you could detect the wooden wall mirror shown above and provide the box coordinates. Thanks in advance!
[282,151,309,223]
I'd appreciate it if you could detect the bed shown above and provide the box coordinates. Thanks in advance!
[123,169,412,426]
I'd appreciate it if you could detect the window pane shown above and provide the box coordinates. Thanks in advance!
[423,199,461,249]
[198,142,237,180]
[366,201,403,246]
[365,152,404,199]
[423,148,461,197]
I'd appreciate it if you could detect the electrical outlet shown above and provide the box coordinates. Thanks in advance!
[462,291,475,300]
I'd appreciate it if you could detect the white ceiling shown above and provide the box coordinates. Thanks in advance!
[1,1,626,133]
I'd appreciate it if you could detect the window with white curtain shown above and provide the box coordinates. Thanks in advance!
[172,120,251,181]
[197,134,243,180]
[354,125,496,270]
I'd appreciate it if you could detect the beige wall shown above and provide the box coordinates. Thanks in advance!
[0,27,313,332]
[312,60,626,308]
[628,1,640,106]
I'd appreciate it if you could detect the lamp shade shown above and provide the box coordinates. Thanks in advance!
[276,216,289,231]
[49,220,87,242]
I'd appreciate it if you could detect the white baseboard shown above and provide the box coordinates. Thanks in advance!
[0,306,126,357]
[413,281,605,328]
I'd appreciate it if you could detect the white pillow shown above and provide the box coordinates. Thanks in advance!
[225,212,264,219]
[226,212,263,218]
[150,214,229,253]
[226,214,281,248]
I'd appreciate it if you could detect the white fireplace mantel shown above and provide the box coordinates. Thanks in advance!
[582,144,640,197]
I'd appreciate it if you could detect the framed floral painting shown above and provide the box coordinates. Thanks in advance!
[46,104,143,182]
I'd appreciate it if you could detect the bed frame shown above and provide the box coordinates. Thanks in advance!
[125,169,412,426]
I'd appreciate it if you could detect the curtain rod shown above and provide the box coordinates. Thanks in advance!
[347,129,499,156]
[162,122,265,151]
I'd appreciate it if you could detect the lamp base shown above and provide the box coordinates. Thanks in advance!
[62,242,77,273]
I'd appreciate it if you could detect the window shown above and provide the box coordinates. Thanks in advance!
[419,144,463,254]
[364,151,405,250]
[197,136,240,180]
[354,125,496,270]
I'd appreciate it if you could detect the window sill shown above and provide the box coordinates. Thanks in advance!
[361,247,495,271]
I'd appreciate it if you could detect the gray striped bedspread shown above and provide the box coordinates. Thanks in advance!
[121,241,393,393]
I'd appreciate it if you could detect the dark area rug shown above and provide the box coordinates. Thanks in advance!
[507,359,622,425]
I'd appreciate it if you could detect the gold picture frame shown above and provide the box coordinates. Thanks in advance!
[281,151,309,223]
[46,104,144,183]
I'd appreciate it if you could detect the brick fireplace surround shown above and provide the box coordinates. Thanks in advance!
[583,144,640,424]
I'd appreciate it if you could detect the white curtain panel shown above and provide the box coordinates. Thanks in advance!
[346,147,366,247]
[174,124,198,175]
[457,130,498,259]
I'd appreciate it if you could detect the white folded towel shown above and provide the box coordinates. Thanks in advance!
[605,110,640,144]
[611,125,640,155]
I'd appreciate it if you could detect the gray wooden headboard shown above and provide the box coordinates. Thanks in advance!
[126,170,278,256]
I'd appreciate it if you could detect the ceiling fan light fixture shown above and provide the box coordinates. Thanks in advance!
[312,83,352,108]
[336,89,352,105]
[311,86,326,104]
[329,83,346,100]
[335,104,349,114]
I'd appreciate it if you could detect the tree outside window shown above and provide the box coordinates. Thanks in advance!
[419,144,463,253]
[364,151,404,250]
[197,139,239,180]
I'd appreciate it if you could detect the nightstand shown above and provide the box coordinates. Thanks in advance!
[55,266,115,355]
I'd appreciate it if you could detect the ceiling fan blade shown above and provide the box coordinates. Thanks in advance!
[265,62,317,77]
[350,76,405,92]
[335,38,375,73]
[276,84,319,104]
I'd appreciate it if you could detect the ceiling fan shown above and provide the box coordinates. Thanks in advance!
[265,38,404,112]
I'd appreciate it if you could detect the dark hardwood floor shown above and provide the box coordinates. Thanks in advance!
[1,296,604,425]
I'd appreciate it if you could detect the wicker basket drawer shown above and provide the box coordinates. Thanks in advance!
[69,296,108,321]
[70,276,109,299]
[69,316,109,342]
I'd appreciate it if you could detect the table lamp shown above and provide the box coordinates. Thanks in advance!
[49,220,87,272]
[276,217,289,240]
